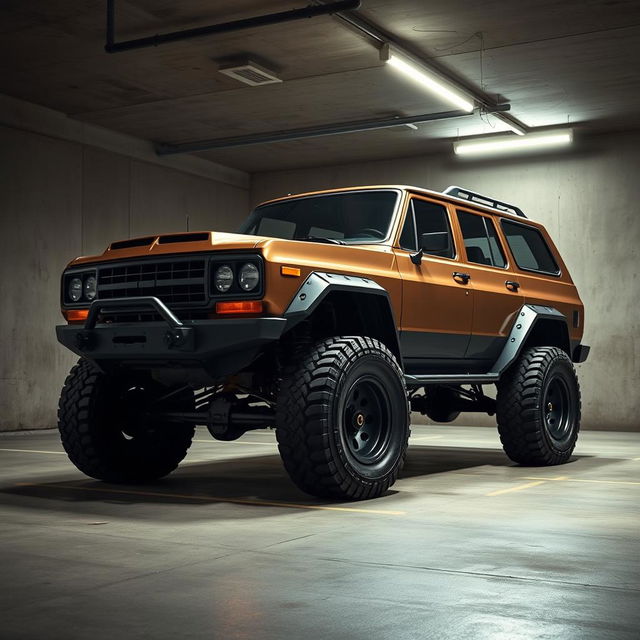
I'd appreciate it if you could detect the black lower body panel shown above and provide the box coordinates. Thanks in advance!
[400,330,505,375]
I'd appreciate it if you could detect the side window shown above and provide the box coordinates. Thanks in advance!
[501,220,559,274]
[457,210,507,268]
[412,199,455,258]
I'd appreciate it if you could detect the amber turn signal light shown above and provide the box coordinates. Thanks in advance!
[215,301,263,315]
[281,266,301,277]
[65,309,89,323]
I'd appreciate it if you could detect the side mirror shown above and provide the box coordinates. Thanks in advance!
[419,232,451,254]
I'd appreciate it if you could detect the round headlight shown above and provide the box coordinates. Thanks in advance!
[84,275,97,301]
[239,263,260,291]
[68,277,83,302]
[214,265,234,292]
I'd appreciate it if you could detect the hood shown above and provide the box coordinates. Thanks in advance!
[69,231,263,266]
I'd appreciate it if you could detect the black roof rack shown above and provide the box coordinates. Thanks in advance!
[443,186,526,218]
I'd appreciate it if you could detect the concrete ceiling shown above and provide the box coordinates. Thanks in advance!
[1,0,639,172]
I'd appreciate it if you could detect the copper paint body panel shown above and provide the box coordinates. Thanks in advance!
[69,231,261,267]
[259,240,402,317]
[449,204,524,339]
[392,194,472,341]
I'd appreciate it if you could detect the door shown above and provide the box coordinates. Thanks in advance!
[394,196,474,373]
[454,207,525,365]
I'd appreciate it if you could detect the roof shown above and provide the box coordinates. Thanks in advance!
[257,185,533,223]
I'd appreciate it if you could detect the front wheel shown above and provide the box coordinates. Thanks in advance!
[58,359,195,483]
[276,336,410,500]
[496,346,581,465]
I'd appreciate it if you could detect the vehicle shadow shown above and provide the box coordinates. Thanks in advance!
[1,453,309,522]
[402,444,514,477]
[403,444,597,478]
[0,445,599,521]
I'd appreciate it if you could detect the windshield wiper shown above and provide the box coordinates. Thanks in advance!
[300,236,345,245]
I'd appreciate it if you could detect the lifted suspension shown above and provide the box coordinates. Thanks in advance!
[410,384,496,418]
[152,392,275,441]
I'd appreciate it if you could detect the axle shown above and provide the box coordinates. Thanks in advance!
[152,394,275,440]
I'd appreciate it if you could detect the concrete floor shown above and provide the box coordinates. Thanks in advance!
[0,425,638,640]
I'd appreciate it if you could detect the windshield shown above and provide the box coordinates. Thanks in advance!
[238,190,400,244]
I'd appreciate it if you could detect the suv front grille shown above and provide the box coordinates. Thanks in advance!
[97,259,207,306]
[100,310,211,324]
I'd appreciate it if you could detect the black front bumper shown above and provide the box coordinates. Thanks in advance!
[56,296,286,377]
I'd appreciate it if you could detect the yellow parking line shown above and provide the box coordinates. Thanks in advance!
[193,439,276,446]
[632,457,640,461]
[568,478,640,486]
[524,476,640,486]
[0,448,66,455]
[486,480,547,497]
[14,482,405,516]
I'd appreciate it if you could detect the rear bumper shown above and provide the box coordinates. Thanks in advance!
[56,297,286,377]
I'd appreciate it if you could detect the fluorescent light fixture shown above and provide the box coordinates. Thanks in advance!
[454,130,573,156]
[381,45,475,113]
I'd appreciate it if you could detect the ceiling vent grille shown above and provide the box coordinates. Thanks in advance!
[219,61,282,86]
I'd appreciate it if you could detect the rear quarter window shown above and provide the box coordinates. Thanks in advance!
[501,220,560,275]
[457,210,507,268]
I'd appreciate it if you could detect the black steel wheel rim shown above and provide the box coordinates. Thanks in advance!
[341,375,391,464]
[105,383,169,445]
[115,386,152,441]
[543,375,573,446]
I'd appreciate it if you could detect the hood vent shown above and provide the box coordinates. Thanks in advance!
[158,232,210,244]
[109,236,155,251]
[219,60,282,86]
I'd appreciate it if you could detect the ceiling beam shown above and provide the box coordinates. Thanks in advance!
[154,108,506,155]
[0,93,249,188]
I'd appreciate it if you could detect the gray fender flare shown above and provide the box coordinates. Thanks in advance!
[490,304,569,376]
[283,271,402,361]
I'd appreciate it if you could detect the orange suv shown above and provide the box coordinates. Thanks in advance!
[57,185,589,500]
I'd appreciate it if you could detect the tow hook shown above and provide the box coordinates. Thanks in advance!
[75,331,96,351]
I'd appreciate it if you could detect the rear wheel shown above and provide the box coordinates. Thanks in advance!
[276,336,410,500]
[58,359,194,483]
[496,346,581,465]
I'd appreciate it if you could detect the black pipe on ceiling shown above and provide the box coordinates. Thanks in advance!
[153,108,512,156]
[105,0,361,53]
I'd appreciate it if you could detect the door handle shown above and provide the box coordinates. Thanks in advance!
[505,280,520,292]
[453,271,471,284]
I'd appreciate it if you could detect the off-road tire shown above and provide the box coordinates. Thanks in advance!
[276,336,410,500]
[58,358,194,483]
[496,346,581,465]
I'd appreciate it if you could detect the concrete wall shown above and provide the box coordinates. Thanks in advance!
[252,131,640,430]
[1,93,638,433]
[0,123,249,431]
